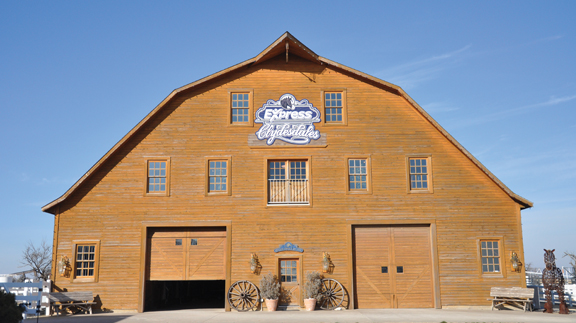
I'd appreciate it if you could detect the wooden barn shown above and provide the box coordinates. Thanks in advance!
[42,32,533,312]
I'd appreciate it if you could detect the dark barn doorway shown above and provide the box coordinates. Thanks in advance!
[144,280,225,311]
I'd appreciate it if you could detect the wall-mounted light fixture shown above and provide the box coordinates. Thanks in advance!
[58,255,71,277]
[322,252,333,273]
[510,251,522,273]
[249,253,261,275]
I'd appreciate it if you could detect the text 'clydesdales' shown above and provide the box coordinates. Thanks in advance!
[255,94,321,145]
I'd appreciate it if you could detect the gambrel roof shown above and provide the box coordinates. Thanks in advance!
[42,32,532,214]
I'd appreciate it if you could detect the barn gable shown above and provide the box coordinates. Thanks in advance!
[42,32,531,214]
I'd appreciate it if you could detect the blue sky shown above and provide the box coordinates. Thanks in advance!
[1,1,574,274]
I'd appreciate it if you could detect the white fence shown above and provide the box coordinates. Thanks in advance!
[526,268,575,285]
[0,278,50,319]
[527,284,574,310]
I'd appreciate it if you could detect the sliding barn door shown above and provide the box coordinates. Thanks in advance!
[354,226,393,308]
[147,227,226,281]
[354,225,434,308]
[393,226,434,308]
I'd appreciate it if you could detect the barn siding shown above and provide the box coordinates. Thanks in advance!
[50,53,527,311]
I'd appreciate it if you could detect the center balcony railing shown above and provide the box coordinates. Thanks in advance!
[268,179,309,204]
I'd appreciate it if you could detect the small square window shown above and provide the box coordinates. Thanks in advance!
[191,239,198,246]
[175,239,182,246]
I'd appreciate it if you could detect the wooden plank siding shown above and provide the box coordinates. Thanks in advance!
[49,52,527,311]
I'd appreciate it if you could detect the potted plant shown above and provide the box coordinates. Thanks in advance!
[259,272,281,311]
[303,271,323,311]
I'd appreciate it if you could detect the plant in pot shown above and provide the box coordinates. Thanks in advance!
[303,271,323,311]
[259,272,281,311]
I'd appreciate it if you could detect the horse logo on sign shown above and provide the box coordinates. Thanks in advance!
[255,93,321,145]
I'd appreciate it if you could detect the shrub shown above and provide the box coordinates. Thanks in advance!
[303,271,323,300]
[0,289,24,323]
[259,272,281,300]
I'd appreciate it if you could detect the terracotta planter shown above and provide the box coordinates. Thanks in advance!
[304,298,317,311]
[265,298,278,311]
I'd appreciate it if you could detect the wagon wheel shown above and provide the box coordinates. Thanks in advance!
[227,280,260,311]
[319,278,345,310]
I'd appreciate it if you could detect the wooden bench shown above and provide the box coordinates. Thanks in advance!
[489,287,534,312]
[49,291,95,316]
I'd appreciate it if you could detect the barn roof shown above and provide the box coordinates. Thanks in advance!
[42,32,533,214]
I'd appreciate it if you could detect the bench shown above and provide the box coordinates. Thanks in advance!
[489,287,534,312]
[49,291,95,316]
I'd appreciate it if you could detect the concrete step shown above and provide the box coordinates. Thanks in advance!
[277,305,301,311]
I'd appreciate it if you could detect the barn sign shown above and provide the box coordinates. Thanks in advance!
[255,93,321,145]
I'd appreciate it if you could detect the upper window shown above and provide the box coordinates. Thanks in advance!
[325,92,342,122]
[349,159,367,190]
[229,91,253,125]
[323,90,346,125]
[231,93,249,123]
[408,157,432,193]
[480,240,501,273]
[268,160,309,205]
[148,161,166,192]
[347,158,372,194]
[205,157,231,196]
[146,159,170,196]
[209,160,228,192]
